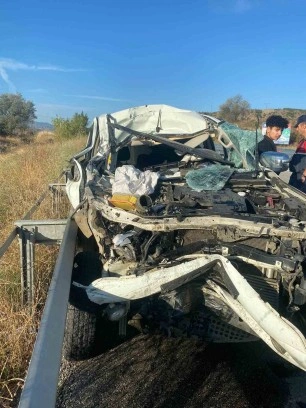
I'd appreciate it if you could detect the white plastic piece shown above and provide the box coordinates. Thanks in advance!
[82,254,306,371]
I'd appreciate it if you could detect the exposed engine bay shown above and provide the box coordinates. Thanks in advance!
[66,105,306,370]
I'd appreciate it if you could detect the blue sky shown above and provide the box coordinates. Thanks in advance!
[1,0,305,123]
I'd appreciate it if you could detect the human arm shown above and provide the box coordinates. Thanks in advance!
[289,154,306,182]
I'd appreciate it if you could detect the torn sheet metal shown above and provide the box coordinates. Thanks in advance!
[75,254,306,371]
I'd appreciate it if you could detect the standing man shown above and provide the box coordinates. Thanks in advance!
[257,115,289,156]
[289,115,306,193]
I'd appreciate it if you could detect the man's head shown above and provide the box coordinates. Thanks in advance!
[265,115,289,141]
[294,115,306,139]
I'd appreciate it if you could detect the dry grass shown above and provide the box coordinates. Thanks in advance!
[0,136,86,404]
[0,136,24,155]
[35,131,56,144]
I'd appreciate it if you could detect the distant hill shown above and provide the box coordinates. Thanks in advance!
[33,121,54,131]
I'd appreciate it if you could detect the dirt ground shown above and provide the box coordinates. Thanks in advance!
[56,334,305,408]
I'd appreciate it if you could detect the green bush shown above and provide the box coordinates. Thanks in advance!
[52,112,89,139]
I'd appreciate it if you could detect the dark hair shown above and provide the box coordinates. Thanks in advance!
[266,115,289,130]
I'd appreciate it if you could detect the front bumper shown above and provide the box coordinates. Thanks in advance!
[74,254,306,371]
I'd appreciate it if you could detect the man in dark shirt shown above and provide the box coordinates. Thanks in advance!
[257,115,289,156]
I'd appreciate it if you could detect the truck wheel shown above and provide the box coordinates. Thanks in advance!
[63,305,98,360]
[63,251,102,361]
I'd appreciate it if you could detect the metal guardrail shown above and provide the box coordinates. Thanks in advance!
[18,218,78,408]
[15,219,68,305]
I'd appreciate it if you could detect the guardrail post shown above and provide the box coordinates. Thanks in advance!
[16,220,68,307]
[19,227,35,306]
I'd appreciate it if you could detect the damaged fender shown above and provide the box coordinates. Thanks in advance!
[74,254,306,371]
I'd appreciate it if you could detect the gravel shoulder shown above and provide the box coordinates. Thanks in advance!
[56,334,305,408]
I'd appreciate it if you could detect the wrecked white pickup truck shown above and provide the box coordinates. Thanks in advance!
[64,104,306,371]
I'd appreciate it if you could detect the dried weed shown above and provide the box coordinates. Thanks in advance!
[0,136,86,402]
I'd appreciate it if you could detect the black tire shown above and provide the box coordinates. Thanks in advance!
[63,305,98,360]
[63,251,102,360]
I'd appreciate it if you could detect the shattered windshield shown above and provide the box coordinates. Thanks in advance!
[220,121,262,170]
[183,122,262,190]
[185,164,235,191]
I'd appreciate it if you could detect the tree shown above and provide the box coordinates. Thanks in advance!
[0,93,36,135]
[219,95,251,123]
[69,112,89,136]
[52,112,89,139]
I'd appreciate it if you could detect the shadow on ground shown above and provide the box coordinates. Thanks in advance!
[56,334,296,408]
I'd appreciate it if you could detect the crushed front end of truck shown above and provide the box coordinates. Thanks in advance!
[65,105,306,369]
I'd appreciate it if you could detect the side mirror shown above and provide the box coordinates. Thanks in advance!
[259,151,290,173]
